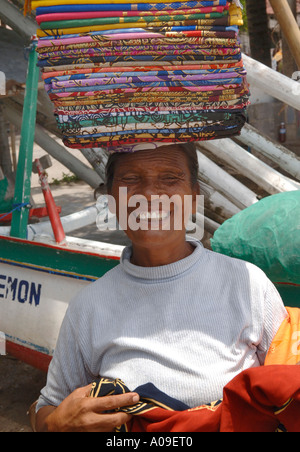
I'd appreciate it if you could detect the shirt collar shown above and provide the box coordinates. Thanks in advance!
[120,239,204,282]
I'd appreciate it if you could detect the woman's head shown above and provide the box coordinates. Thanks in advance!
[104,143,200,248]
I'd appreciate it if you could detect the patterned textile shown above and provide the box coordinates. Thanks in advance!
[89,364,300,432]
[41,60,244,76]
[30,0,250,150]
[36,7,229,24]
[32,0,229,9]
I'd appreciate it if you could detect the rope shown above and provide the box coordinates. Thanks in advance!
[0,203,31,222]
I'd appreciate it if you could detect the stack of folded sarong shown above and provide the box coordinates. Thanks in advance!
[30,0,250,150]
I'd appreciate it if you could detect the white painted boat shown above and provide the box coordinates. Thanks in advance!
[0,233,123,371]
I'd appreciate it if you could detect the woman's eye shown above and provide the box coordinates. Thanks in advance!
[121,176,139,183]
[161,176,178,182]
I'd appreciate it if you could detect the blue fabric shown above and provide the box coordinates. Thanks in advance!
[38,25,237,40]
[43,68,244,84]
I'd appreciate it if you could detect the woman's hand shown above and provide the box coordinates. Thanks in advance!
[36,384,140,432]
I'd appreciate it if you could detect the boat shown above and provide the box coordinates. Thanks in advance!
[0,234,122,371]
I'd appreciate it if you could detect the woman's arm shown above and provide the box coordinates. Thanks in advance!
[36,384,139,432]
[36,406,56,432]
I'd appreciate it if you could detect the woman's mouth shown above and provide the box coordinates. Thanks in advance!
[136,210,170,221]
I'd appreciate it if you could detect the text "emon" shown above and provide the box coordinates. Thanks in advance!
[0,274,42,306]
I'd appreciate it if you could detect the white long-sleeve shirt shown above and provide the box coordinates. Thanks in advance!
[37,240,287,410]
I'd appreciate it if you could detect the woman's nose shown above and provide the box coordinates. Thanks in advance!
[139,178,162,199]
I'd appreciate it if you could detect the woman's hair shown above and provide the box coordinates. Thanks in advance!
[105,142,199,193]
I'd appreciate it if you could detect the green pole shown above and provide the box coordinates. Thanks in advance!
[10,40,39,239]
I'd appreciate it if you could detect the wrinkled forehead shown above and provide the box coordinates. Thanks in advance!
[111,143,188,173]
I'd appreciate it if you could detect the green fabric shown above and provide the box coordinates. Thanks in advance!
[211,191,300,285]
[40,12,226,29]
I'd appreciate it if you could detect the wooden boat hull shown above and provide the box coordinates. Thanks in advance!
[0,235,121,371]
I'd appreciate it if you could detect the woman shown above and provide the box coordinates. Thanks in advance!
[35,143,287,432]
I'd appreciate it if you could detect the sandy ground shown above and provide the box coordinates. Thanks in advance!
[0,355,47,432]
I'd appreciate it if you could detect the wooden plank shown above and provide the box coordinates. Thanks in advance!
[3,104,102,189]
[239,124,300,181]
[200,139,300,195]
[199,180,240,220]
[243,53,300,111]
[196,150,258,209]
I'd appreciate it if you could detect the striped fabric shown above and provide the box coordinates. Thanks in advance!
[30,0,250,150]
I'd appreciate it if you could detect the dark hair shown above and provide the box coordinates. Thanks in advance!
[105,142,199,192]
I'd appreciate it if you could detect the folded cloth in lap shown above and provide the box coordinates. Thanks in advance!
[87,307,300,432]
[88,364,300,432]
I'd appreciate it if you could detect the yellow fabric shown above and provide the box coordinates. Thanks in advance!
[265,307,300,366]
[32,0,242,36]
[228,3,243,26]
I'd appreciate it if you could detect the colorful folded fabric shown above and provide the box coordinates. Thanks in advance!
[32,0,229,8]
[30,0,250,150]
[35,2,228,15]
[36,7,229,24]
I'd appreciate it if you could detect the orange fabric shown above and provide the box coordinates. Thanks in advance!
[265,307,300,366]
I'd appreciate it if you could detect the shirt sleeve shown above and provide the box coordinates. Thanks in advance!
[256,277,288,365]
[36,304,93,412]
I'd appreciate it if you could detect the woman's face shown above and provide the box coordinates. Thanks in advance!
[109,145,199,249]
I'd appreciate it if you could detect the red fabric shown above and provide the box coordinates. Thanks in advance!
[128,366,300,432]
